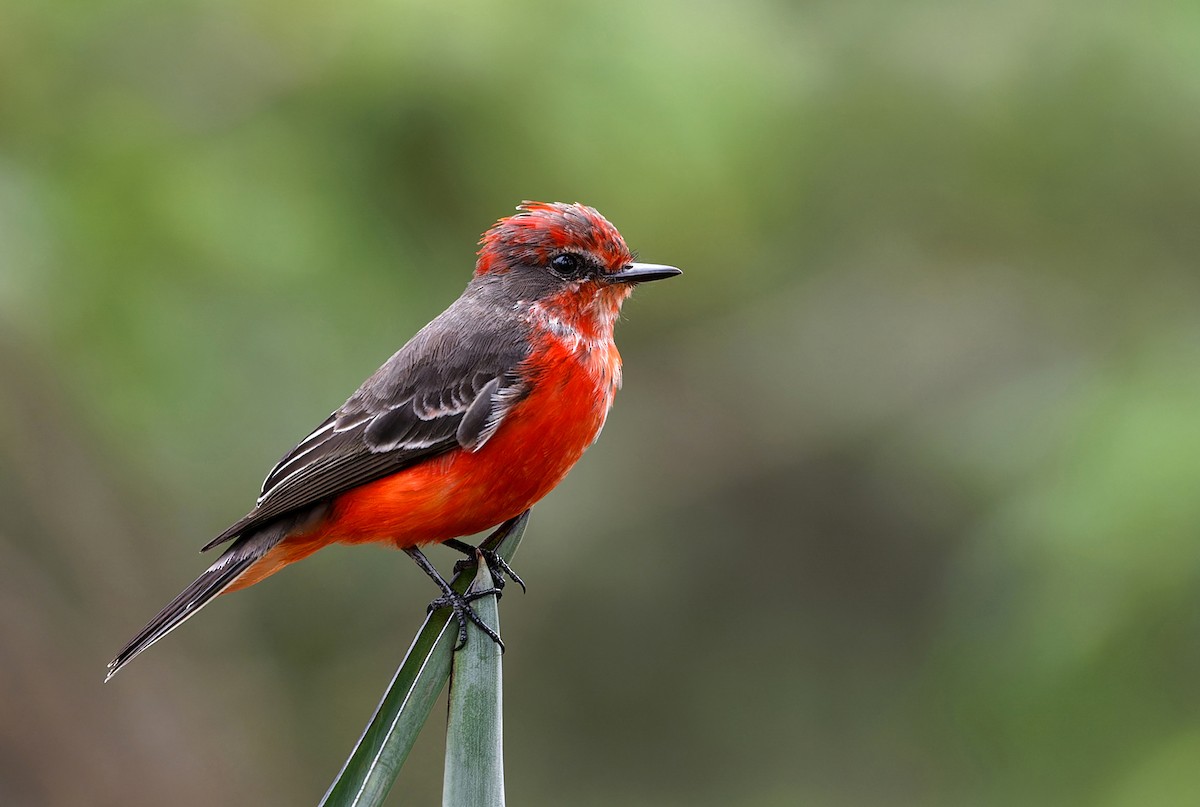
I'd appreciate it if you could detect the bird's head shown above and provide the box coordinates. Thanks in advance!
[475,202,680,334]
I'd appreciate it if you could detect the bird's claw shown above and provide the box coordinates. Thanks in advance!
[427,588,506,651]
[452,548,527,595]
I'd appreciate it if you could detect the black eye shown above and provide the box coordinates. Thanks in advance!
[550,253,584,277]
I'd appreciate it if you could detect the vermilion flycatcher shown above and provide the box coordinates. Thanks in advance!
[107,201,679,680]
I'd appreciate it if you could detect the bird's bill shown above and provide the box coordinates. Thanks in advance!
[605,262,683,284]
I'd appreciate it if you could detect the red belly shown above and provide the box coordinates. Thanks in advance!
[324,341,616,547]
[223,336,620,593]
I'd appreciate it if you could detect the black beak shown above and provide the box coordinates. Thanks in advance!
[605,262,683,284]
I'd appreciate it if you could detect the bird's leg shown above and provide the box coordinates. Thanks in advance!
[443,531,527,595]
[403,546,504,651]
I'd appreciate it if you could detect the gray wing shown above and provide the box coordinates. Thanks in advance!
[202,296,530,551]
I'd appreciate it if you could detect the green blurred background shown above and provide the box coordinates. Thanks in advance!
[3,1,1199,805]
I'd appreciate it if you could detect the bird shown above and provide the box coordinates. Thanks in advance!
[106,201,680,680]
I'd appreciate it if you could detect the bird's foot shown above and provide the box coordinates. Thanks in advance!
[427,587,505,651]
[451,547,527,595]
[444,538,527,595]
[405,545,506,651]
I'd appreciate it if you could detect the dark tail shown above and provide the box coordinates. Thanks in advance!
[106,529,284,681]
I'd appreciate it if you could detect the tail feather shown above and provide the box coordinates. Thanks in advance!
[106,529,285,681]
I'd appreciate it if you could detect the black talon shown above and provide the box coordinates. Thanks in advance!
[404,546,506,651]
[426,588,506,650]
[482,548,526,593]
[443,540,527,595]
[405,514,529,652]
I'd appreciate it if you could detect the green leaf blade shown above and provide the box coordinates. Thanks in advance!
[442,557,505,807]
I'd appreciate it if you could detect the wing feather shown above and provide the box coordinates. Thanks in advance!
[202,293,530,552]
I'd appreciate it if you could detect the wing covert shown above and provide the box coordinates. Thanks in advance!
[202,295,530,551]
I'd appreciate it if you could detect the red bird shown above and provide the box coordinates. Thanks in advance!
[107,202,679,680]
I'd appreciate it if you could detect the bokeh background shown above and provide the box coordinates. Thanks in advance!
[3,1,1199,805]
